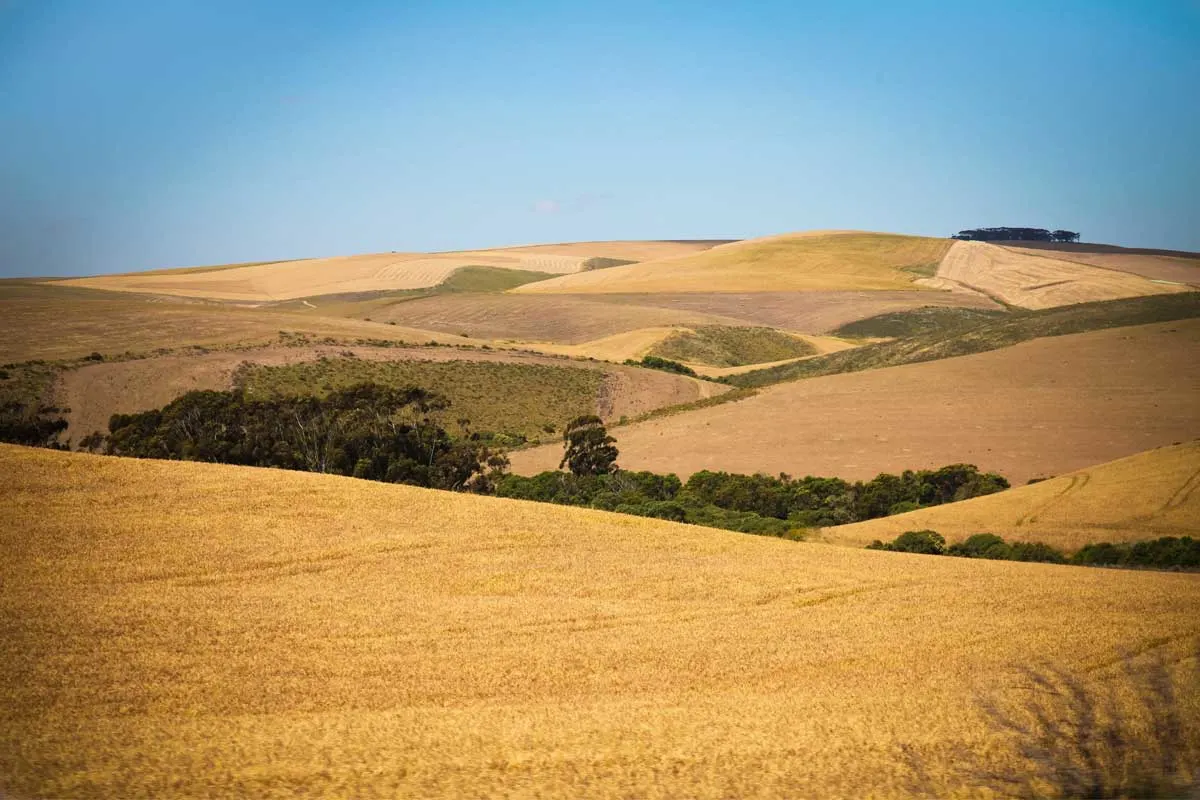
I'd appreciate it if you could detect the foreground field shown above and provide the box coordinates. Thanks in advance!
[514,232,954,294]
[2,445,1198,798]
[509,320,1200,484]
[822,441,1200,551]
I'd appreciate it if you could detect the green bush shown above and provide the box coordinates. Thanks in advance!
[868,530,945,555]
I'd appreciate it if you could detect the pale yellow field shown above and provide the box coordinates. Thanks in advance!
[935,240,1186,309]
[508,320,1200,484]
[512,232,954,294]
[57,250,586,302]
[3,445,1199,798]
[821,441,1200,551]
[520,325,688,361]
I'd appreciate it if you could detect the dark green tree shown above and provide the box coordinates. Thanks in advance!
[559,415,618,476]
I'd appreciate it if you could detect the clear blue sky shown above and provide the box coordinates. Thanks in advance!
[2,0,1198,277]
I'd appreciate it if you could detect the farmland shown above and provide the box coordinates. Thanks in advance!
[3,445,1198,798]
[513,231,955,294]
[509,319,1200,485]
[54,345,719,447]
[821,441,1200,552]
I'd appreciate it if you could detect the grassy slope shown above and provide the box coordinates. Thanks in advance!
[730,292,1200,388]
[237,357,604,441]
[512,232,954,294]
[2,445,1198,798]
[821,441,1200,552]
[649,326,817,367]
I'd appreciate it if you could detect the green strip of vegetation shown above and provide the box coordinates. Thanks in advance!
[728,292,1200,388]
[623,355,698,377]
[581,257,638,271]
[235,357,604,445]
[866,530,1200,571]
[649,325,816,367]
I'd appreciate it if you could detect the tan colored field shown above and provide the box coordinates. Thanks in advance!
[1000,242,1200,287]
[936,240,1187,309]
[54,345,722,444]
[57,250,586,302]
[584,289,1001,332]
[523,326,687,362]
[53,241,729,303]
[821,441,1200,551]
[3,445,1198,798]
[513,232,954,294]
[510,320,1200,485]
[0,281,471,363]
[348,293,747,343]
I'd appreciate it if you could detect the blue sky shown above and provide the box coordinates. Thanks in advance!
[1,0,1198,276]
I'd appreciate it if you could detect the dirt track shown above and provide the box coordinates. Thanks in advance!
[57,345,723,444]
[509,320,1200,484]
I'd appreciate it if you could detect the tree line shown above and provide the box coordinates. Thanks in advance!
[952,227,1080,242]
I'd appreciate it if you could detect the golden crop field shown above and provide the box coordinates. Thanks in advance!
[935,240,1187,309]
[2,444,1199,798]
[821,440,1200,551]
[512,232,954,294]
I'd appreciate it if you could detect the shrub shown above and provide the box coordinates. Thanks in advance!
[947,533,1012,560]
[868,530,946,555]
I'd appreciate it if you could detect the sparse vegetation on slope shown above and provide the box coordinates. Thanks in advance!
[4,445,1198,798]
[648,325,816,367]
[833,306,1006,339]
[236,357,605,443]
[730,292,1200,388]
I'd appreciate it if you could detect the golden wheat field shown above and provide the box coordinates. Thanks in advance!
[2,444,1198,798]
[821,441,1200,551]
[512,232,954,294]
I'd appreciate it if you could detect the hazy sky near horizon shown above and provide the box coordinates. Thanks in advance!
[2,0,1198,277]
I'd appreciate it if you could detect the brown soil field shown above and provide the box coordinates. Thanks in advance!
[821,441,1200,551]
[348,293,748,343]
[587,289,1001,332]
[936,241,1187,309]
[513,232,954,294]
[55,345,723,444]
[999,242,1200,287]
[0,281,473,363]
[356,290,998,344]
[3,445,1198,798]
[509,320,1200,485]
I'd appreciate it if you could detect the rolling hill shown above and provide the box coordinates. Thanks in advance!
[3,444,1198,798]
[53,241,727,303]
[821,440,1200,551]
[509,319,1200,485]
[512,231,955,294]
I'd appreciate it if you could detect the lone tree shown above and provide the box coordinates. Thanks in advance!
[559,415,619,476]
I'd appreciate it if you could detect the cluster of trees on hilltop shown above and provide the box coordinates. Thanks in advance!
[952,227,1080,242]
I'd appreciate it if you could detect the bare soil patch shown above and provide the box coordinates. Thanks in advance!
[589,289,1000,332]
[509,320,1200,484]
